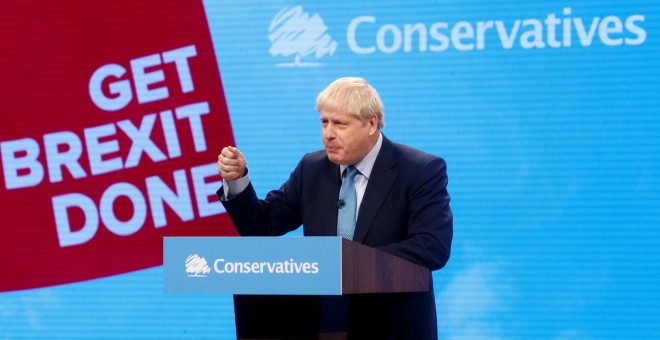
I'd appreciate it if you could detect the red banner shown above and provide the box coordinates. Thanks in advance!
[0,1,237,292]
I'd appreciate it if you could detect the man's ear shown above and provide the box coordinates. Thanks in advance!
[368,114,379,134]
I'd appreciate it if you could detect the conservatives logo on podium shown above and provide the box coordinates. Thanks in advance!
[185,254,211,277]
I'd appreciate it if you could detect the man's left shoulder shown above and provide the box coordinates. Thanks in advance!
[390,140,443,165]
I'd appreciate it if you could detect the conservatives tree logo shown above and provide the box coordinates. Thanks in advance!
[268,6,337,67]
[185,254,211,277]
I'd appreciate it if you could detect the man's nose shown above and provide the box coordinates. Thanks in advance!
[323,125,335,138]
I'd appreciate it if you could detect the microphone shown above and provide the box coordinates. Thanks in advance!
[337,199,345,208]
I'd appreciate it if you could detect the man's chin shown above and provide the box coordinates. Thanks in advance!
[326,151,343,165]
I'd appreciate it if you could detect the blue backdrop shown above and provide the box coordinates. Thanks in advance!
[2,1,659,339]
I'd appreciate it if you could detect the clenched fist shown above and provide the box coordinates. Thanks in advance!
[217,146,247,181]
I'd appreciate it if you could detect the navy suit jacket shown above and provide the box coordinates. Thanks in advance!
[219,135,453,339]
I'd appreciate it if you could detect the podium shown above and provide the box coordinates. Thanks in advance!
[163,236,429,339]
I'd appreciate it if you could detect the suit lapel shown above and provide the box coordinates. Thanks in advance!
[316,161,342,236]
[352,137,398,243]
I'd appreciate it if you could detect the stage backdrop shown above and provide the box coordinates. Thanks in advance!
[1,1,659,339]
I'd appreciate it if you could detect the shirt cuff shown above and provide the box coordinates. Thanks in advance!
[221,169,250,200]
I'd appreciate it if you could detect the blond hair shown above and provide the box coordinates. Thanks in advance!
[316,77,385,128]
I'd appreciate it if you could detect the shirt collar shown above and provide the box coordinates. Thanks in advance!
[340,132,382,180]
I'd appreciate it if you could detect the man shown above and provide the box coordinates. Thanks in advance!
[217,77,453,339]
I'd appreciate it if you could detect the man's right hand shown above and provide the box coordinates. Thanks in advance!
[217,146,247,181]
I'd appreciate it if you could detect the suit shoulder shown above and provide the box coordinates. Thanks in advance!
[298,150,329,168]
[390,140,444,166]
[295,150,332,173]
[301,149,328,162]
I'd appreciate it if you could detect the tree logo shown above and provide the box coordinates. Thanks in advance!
[185,254,211,277]
[268,6,337,67]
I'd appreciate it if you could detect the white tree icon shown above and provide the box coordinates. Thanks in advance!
[268,6,337,67]
[186,254,211,277]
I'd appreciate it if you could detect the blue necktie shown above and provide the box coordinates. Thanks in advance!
[337,166,359,239]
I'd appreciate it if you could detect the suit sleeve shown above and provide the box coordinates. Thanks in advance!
[378,157,453,271]
[216,161,305,236]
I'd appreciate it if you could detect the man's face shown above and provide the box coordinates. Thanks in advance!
[320,110,378,165]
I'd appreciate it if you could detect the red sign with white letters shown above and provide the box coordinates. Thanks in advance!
[0,1,237,292]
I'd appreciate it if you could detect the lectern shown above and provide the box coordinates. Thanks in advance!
[163,236,429,339]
